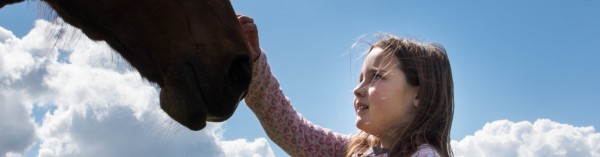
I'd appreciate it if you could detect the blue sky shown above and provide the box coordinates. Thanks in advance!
[1,1,599,157]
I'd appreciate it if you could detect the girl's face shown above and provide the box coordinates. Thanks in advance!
[353,47,419,137]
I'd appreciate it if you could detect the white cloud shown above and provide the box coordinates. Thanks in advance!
[0,19,274,157]
[221,138,275,157]
[0,92,36,157]
[452,119,600,157]
[0,22,38,157]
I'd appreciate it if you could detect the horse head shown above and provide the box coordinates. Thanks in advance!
[1,0,252,131]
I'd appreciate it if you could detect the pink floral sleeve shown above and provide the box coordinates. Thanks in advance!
[244,52,350,157]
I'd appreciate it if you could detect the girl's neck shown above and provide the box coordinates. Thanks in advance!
[378,133,425,149]
[377,134,392,149]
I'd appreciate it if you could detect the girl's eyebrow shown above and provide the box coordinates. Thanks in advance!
[366,67,388,74]
[359,67,389,79]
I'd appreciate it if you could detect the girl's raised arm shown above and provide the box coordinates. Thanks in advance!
[238,15,350,156]
[244,52,349,156]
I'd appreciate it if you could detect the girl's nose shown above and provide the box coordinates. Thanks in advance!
[353,83,366,97]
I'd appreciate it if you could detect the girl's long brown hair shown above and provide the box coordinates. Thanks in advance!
[346,35,454,157]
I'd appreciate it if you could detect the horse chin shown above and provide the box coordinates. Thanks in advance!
[159,90,207,131]
[159,63,208,131]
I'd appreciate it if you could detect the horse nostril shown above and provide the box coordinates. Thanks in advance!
[228,55,252,97]
[203,55,251,122]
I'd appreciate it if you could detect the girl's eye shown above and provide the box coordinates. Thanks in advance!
[358,71,384,83]
[372,73,383,79]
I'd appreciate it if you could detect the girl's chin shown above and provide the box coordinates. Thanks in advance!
[355,118,369,131]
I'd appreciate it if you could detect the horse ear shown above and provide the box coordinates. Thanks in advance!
[0,0,23,9]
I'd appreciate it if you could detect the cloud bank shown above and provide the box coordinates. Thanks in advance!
[452,119,600,157]
[0,20,274,157]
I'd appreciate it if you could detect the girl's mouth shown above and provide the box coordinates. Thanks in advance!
[356,104,369,113]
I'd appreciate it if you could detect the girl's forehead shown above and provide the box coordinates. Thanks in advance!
[363,48,397,68]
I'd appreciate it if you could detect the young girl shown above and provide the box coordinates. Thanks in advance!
[238,15,454,157]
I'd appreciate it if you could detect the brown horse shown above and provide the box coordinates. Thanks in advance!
[1,0,252,131]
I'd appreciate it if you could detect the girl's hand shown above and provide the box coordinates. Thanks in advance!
[237,15,261,62]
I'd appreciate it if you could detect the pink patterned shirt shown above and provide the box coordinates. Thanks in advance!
[244,52,441,157]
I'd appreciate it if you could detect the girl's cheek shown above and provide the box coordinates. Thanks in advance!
[369,89,384,106]
[368,82,383,96]
[369,84,391,107]
[367,88,376,99]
